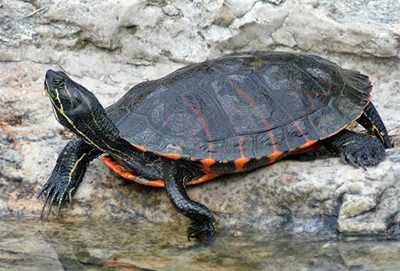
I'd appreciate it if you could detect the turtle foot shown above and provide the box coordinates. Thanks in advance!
[187,220,217,244]
[338,135,385,170]
[325,130,386,170]
[37,169,76,220]
[38,139,101,219]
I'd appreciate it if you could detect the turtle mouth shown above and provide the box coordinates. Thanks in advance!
[44,78,60,108]
[44,78,53,97]
[44,70,69,115]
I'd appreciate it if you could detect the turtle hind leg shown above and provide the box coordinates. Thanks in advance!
[357,102,392,148]
[324,102,390,169]
[324,129,385,170]
[164,166,217,244]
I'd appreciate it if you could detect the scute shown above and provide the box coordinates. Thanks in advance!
[106,51,371,171]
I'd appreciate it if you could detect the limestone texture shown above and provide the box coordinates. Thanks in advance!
[1,0,400,238]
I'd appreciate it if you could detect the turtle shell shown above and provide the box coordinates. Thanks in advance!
[106,51,371,174]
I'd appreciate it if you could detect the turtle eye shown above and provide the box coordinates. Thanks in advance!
[52,78,63,86]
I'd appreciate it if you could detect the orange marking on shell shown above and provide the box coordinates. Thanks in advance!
[292,121,319,154]
[103,156,219,187]
[181,94,212,141]
[229,80,272,130]
[234,158,251,172]
[102,156,165,187]
[267,151,284,164]
[133,179,165,187]
[268,131,281,155]
[199,143,215,171]
[187,172,220,185]
[234,137,250,172]
[103,156,134,179]
[130,143,147,152]
[300,139,318,149]
[293,141,320,155]
[201,158,216,171]
[162,153,181,160]
[294,121,314,143]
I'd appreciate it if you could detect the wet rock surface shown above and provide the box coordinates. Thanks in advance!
[2,217,400,271]
[1,0,400,269]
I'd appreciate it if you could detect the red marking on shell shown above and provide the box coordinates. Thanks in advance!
[199,143,216,171]
[294,121,313,144]
[229,80,272,130]
[130,143,147,152]
[200,157,216,171]
[268,131,282,157]
[181,93,213,141]
[103,156,164,187]
[234,137,250,172]
[162,153,181,160]
[292,141,322,155]
[187,172,220,185]
[102,156,219,187]
[267,151,283,163]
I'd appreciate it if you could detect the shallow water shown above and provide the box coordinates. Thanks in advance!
[1,217,400,271]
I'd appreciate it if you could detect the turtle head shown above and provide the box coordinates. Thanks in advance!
[44,69,106,137]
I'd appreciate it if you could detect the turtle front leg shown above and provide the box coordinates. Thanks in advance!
[38,138,103,218]
[164,166,217,243]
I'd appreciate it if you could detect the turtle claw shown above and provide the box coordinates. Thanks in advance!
[187,220,217,244]
[39,190,69,220]
[326,130,386,170]
[338,137,384,170]
[340,152,367,170]
[41,192,54,220]
[38,169,76,219]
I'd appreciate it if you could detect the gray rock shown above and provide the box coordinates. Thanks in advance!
[0,0,399,239]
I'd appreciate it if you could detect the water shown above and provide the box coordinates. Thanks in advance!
[1,217,400,271]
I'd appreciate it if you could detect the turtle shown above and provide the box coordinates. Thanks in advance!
[39,51,392,243]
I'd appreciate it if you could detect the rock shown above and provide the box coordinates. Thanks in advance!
[0,0,399,239]
[3,217,400,271]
